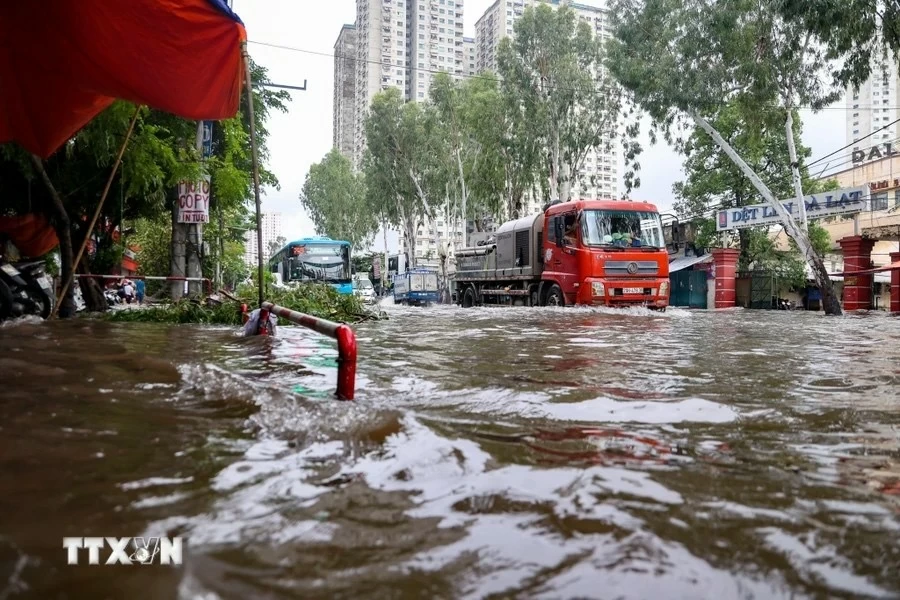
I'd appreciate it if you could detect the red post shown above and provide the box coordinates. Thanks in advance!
[838,236,876,311]
[890,251,900,313]
[711,248,740,309]
[261,302,357,400]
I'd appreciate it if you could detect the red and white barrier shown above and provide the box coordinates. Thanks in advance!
[260,301,358,401]
[71,274,212,293]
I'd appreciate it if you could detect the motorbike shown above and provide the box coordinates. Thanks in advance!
[0,257,55,320]
[104,288,123,307]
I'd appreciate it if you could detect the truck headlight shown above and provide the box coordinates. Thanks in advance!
[659,281,669,296]
[591,281,605,296]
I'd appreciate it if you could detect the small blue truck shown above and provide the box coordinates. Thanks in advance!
[393,268,440,307]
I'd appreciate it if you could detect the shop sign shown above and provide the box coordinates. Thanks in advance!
[869,177,900,191]
[716,186,868,232]
[852,142,899,165]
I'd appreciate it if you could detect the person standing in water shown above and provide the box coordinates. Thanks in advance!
[135,278,145,305]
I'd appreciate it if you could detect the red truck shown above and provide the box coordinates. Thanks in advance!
[453,199,670,310]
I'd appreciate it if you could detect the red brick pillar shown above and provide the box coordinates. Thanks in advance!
[712,248,740,309]
[838,235,876,311]
[890,251,900,313]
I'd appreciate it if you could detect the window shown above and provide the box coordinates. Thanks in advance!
[872,192,889,211]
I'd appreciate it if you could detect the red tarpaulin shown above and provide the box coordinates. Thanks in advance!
[0,214,60,257]
[0,0,246,158]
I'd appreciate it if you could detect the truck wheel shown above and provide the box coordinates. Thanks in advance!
[545,284,564,307]
[462,287,476,308]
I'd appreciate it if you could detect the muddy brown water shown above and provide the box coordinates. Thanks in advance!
[1,305,899,599]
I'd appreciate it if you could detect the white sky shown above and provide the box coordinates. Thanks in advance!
[231,0,847,253]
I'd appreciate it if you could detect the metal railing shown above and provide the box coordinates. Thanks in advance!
[71,274,212,294]
[261,302,357,401]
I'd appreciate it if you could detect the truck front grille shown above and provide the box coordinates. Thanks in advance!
[605,261,659,276]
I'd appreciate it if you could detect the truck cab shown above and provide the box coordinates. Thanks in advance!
[542,200,669,308]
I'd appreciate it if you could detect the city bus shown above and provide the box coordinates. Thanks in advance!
[268,237,353,294]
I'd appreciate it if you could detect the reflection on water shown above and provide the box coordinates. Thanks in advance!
[1,306,899,599]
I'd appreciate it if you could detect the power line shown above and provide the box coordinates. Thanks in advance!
[807,116,900,167]
[247,39,900,112]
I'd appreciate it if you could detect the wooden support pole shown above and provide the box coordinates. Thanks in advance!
[50,105,142,318]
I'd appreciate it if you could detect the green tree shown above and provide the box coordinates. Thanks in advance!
[498,4,621,203]
[363,89,442,267]
[0,59,288,314]
[266,235,286,261]
[608,0,845,314]
[673,101,837,268]
[777,1,900,90]
[299,149,376,248]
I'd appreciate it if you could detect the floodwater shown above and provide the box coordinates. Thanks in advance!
[1,305,899,600]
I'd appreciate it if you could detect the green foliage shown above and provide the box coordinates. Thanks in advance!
[609,0,844,313]
[777,0,900,91]
[0,59,287,289]
[131,214,172,295]
[363,89,444,264]
[674,103,817,219]
[103,283,376,325]
[300,149,375,248]
[498,4,620,202]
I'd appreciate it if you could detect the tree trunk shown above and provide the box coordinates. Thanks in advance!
[170,200,185,300]
[689,111,842,316]
[784,110,808,231]
[559,158,572,203]
[77,253,108,312]
[186,223,202,297]
[30,154,76,317]
[404,213,417,269]
[455,148,469,248]
[549,126,560,202]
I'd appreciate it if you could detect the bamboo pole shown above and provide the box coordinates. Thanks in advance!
[50,105,142,318]
[241,42,265,308]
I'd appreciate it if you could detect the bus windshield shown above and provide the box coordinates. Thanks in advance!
[286,244,350,283]
[581,210,665,249]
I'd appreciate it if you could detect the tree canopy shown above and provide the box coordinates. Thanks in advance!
[608,0,845,314]
[300,148,375,248]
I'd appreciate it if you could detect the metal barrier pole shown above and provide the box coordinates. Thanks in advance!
[262,302,357,400]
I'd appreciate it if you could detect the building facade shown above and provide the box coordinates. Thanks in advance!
[472,0,618,210]
[333,25,357,160]
[845,50,900,155]
[352,0,409,171]
[243,212,284,266]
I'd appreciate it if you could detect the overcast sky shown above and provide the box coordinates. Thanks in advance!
[230,0,847,253]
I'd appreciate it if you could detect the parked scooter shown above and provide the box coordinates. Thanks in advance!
[0,257,55,320]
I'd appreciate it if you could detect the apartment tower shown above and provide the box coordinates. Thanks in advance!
[333,24,357,160]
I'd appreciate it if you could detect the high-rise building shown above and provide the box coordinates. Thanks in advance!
[243,212,284,266]
[352,0,410,170]
[463,36,476,75]
[846,59,900,155]
[346,0,469,169]
[333,24,357,160]
[473,0,618,215]
[335,1,473,264]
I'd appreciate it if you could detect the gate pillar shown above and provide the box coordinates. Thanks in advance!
[890,251,900,313]
[711,248,740,309]
[838,235,876,311]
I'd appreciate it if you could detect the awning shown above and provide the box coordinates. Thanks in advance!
[0,0,246,158]
[668,254,712,273]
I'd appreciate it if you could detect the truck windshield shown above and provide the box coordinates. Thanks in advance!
[581,210,665,249]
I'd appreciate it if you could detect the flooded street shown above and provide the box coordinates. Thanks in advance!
[2,305,900,599]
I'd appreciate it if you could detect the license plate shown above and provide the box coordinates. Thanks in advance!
[38,276,52,290]
[623,287,643,294]
[1,264,19,277]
